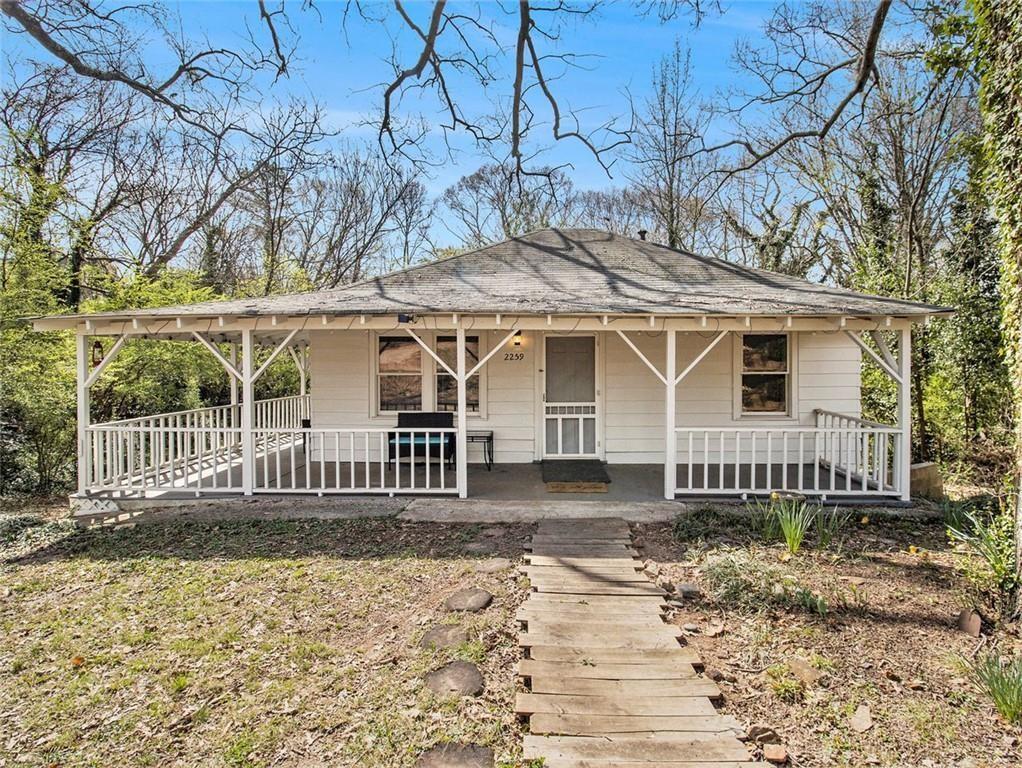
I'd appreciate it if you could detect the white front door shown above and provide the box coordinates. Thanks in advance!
[543,335,599,458]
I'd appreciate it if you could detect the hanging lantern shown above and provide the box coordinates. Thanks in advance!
[513,331,523,347]
[91,340,104,367]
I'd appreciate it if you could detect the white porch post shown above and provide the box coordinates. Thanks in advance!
[241,329,255,495]
[456,326,468,498]
[898,327,912,501]
[229,343,239,407]
[76,333,90,495]
[298,346,307,398]
[664,329,677,499]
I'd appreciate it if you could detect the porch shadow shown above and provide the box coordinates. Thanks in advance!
[4,516,535,566]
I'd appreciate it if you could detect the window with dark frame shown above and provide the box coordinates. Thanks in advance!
[435,336,480,412]
[378,337,422,411]
[740,334,789,414]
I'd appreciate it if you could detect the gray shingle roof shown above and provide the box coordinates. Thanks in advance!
[37,229,950,322]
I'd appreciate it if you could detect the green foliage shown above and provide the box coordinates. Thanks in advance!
[946,493,1018,606]
[965,649,1022,723]
[702,550,827,617]
[970,0,1022,619]
[766,663,805,702]
[815,506,851,549]
[747,495,845,553]
[671,505,759,542]
[0,166,77,490]
[748,497,782,541]
[775,496,816,555]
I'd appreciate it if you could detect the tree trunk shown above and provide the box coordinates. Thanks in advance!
[973,1,1022,618]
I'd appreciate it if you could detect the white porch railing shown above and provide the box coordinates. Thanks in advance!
[253,428,458,494]
[674,409,902,498]
[83,397,461,496]
[84,395,310,493]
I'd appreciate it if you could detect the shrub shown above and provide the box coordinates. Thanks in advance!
[966,650,1022,723]
[946,495,1017,606]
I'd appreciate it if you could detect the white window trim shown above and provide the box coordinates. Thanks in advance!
[374,333,427,416]
[370,330,488,419]
[732,331,799,421]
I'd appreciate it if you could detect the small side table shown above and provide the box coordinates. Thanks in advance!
[466,430,494,470]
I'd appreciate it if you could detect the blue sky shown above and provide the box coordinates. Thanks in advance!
[170,0,779,195]
[2,0,780,196]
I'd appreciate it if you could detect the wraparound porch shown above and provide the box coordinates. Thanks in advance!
[70,314,914,503]
[82,397,904,501]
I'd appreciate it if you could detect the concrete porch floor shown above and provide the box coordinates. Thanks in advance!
[467,462,667,502]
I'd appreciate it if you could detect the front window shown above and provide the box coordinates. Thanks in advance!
[740,334,789,414]
[378,337,422,411]
[436,336,480,412]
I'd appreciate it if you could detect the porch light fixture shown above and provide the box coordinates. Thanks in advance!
[513,331,522,347]
[91,340,104,367]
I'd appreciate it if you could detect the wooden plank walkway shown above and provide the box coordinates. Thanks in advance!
[515,518,761,768]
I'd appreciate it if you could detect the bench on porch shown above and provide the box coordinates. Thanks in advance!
[388,412,456,468]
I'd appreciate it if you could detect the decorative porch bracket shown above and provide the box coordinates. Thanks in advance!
[405,327,519,497]
[468,329,519,378]
[405,328,456,377]
[616,329,730,498]
[191,332,242,381]
[675,330,728,386]
[287,343,310,396]
[614,330,667,384]
[843,330,902,384]
[75,333,131,493]
[844,329,911,500]
[84,334,128,388]
[253,329,300,383]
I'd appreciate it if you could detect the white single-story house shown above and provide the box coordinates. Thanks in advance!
[32,229,949,503]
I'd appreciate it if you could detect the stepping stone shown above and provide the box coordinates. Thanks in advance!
[480,525,507,538]
[445,588,493,612]
[415,744,493,767]
[463,541,495,555]
[474,557,512,574]
[425,660,484,697]
[420,625,469,649]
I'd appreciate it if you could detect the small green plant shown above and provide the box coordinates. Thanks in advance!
[965,650,1022,723]
[774,496,817,555]
[792,586,829,616]
[766,663,805,702]
[167,673,190,694]
[815,506,850,548]
[749,498,782,541]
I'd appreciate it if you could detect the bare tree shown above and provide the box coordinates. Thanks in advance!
[388,177,434,270]
[441,163,578,247]
[573,187,650,239]
[626,43,717,250]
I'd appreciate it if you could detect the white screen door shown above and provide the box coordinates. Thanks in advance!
[544,336,598,457]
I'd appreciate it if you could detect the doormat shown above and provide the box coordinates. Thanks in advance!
[542,460,611,493]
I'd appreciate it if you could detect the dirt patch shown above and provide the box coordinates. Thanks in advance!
[0,513,533,767]
[637,509,1022,767]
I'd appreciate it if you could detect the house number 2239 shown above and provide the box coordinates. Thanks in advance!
[504,352,525,361]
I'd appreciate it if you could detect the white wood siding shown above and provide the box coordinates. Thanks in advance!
[308,329,861,465]
[308,329,536,463]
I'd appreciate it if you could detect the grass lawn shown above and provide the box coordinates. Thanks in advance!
[0,504,530,767]
[639,505,1022,767]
